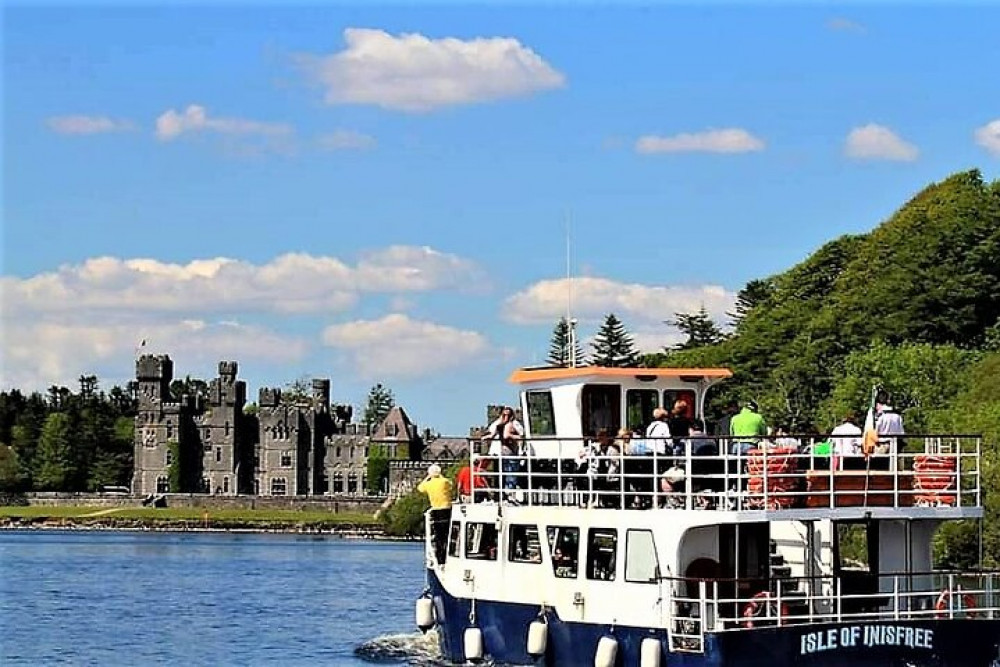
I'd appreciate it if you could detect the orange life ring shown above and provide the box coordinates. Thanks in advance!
[935,589,978,618]
[742,591,789,628]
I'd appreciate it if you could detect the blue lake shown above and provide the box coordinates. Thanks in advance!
[0,530,439,666]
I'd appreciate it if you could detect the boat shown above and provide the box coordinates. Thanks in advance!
[414,366,1000,666]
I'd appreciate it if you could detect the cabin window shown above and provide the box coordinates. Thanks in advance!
[834,521,879,573]
[448,521,462,558]
[466,522,499,561]
[547,526,580,578]
[581,385,621,437]
[626,389,659,431]
[663,390,696,419]
[526,391,556,436]
[586,528,618,581]
[508,524,542,564]
[625,529,659,583]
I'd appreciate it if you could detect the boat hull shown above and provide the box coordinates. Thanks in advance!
[427,569,1000,666]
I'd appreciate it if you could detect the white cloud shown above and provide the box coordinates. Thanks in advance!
[0,318,308,392]
[298,27,565,112]
[46,115,135,135]
[155,104,292,141]
[322,314,489,378]
[827,17,866,33]
[974,119,1000,156]
[844,124,919,161]
[317,129,377,151]
[2,246,482,317]
[635,129,765,154]
[503,277,736,328]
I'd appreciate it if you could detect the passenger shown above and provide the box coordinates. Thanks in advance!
[505,421,536,499]
[641,408,671,507]
[772,425,801,450]
[831,413,864,470]
[483,407,523,491]
[417,464,453,565]
[668,400,693,454]
[659,466,686,508]
[456,459,490,503]
[688,419,723,494]
[714,399,740,454]
[873,400,904,471]
[730,400,766,455]
[591,429,622,508]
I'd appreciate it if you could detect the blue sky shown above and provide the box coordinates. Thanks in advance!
[3,4,999,433]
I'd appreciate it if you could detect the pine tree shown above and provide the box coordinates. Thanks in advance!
[547,317,585,367]
[669,306,726,350]
[591,313,638,367]
[34,412,74,490]
[727,278,775,328]
[363,383,395,427]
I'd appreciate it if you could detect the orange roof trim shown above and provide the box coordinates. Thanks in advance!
[507,366,733,384]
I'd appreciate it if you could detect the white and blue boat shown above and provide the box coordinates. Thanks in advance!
[415,366,1000,666]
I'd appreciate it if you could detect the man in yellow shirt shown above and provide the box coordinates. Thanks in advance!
[418,464,453,564]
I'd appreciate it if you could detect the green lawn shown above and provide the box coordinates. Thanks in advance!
[0,505,379,526]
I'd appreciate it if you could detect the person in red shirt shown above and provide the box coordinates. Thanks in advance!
[456,459,490,503]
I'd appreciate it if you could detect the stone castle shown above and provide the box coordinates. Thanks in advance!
[132,354,423,497]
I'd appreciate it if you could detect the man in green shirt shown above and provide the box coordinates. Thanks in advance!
[730,400,767,455]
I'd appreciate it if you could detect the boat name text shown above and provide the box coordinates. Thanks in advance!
[799,626,934,654]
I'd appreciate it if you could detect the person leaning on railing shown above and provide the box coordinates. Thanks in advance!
[417,464,453,565]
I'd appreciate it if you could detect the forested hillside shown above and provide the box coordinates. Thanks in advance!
[656,169,1000,566]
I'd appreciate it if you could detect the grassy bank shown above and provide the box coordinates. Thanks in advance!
[0,505,382,533]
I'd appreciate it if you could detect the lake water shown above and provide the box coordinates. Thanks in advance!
[0,530,442,666]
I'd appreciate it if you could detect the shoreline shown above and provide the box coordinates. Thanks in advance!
[0,518,415,539]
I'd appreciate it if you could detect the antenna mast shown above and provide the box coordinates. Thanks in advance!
[565,213,577,368]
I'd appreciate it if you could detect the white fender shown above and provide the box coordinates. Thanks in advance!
[640,637,662,667]
[594,636,618,667]
[415,597,434,633]
[527,619,548,657]
[464,626,484,662]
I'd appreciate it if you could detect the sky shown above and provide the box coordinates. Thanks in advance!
[3,3,999,434]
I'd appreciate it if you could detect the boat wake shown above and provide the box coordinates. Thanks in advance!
[353,630,445,665]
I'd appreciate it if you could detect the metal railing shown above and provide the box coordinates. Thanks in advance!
[464,435,982,512]
[665,570,1000,653]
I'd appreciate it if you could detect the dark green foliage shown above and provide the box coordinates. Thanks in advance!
[591,313,638,367]
[282,377,311,406]
[547,317,585,366]
[366,444,390,494]
[379,489,430,537]
[668,306,726,350]
[167,441,182,493]
[170,376,208,402]
[34,413,74,490]
[729,279,776,330]
[363,383,395,426]
[0,444,28,491]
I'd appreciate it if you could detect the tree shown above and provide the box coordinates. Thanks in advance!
[591,313,638,367]
[547,317,585,367]
[34,412,74,490]
[170,375,208,402]
[366,444,390,495]
[379,489,430,537]
[282,376,311,406]
[728,279,775,329]
[0,444,28,491]
[668,306,726,350]
[363,383,395,426]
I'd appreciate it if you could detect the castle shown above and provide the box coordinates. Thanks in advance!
[132,354,423,497]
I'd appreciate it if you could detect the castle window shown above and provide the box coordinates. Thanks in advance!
[225,421,231,436]
[166,425,173,439]
[364,446,369,458]
[215,446,222,463]
[350,446,355,459]
[223,477,229,493]
[336,447,342,458]
[280,451,292,467]
[165,449,173,466]
[271,477,287,496]
[200,478,210,493]
[205,427,211,440]
[332,473,343,494]
[254,479,260,495]
[156,476,169,494]
[254,455,259,468]
[347,473,357,494]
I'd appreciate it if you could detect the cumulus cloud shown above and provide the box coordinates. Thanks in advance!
[503,277,736,328]
[844,124,919,161]
[322,314,490,378]
[827,17,866,33]
[975,119,1000,156]
[2,246,482,317]
[297,27,565,112]
[155,104,292,141]
[635,129,765,154]
[0,319,308,392]
[46,115,136,135]
[317,129,377,151]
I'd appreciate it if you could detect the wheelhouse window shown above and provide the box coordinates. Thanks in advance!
[581,385,621,437]
[626,389,659,431]
[508,524,542,564]
[586,528,618,581]
[526,391,555,436]
[466,522,498,561]
[546,526,580,579]
[448,522,462,558]
[625,529,659,583]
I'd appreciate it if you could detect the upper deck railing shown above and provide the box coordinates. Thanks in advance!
[464,435,982,512]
